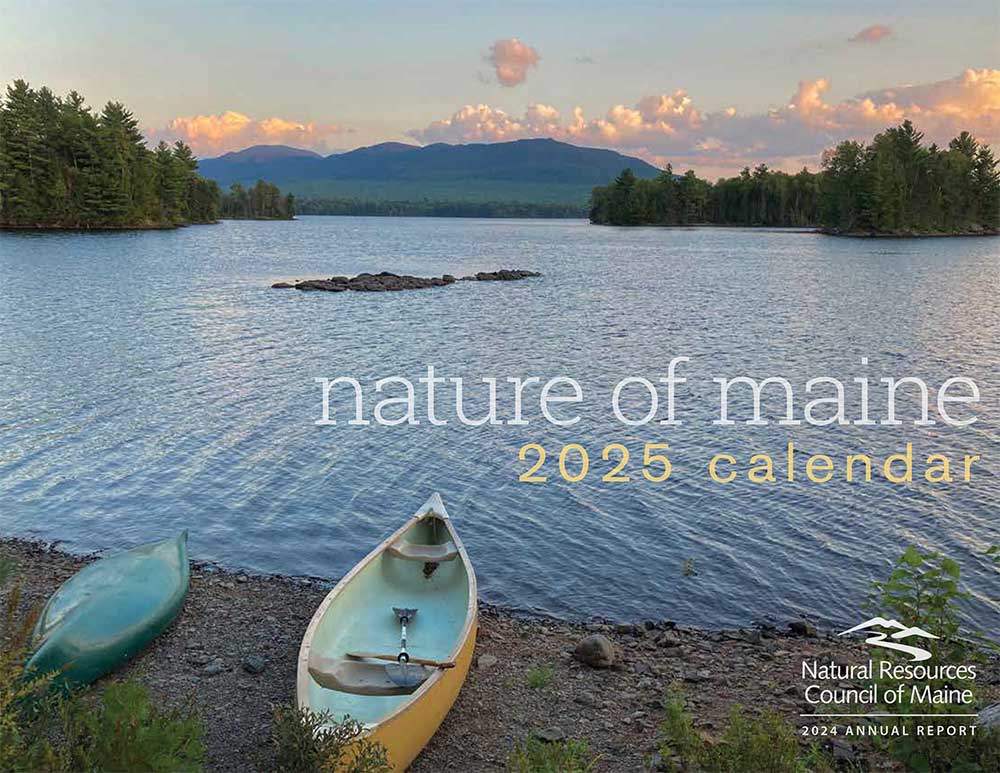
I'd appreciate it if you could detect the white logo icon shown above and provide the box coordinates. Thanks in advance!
[839,617,939,662]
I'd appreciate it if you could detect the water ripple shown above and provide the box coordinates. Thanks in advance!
[0,218,997,629]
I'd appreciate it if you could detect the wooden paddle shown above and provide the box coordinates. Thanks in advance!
[345,651,456,669]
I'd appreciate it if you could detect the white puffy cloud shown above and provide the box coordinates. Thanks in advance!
[409,69,1000,177]
[147,111,351,156]
[488,38,540,87]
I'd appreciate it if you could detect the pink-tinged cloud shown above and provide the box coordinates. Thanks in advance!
[850,24,892,43]
[146,111,352,156]
[409,69,1000,177]
[488,38,540,86]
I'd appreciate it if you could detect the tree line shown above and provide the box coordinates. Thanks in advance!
[590,121,999,234]
[220,181,295,220]
[295,198,584,218]
[0,80,293,229]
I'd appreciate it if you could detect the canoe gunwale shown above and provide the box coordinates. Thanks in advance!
[296,492,478,734]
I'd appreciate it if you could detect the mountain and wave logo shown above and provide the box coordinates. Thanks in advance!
[838,617,939,662]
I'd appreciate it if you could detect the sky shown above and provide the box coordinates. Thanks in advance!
[2,0,998,176]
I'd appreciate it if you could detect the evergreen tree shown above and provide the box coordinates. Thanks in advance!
[591,121,998,234]
[0,79,264,228]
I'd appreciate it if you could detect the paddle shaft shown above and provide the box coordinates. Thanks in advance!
[346,651,456,669]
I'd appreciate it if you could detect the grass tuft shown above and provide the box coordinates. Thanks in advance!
[526,665,554,689]
[507,737,598,772]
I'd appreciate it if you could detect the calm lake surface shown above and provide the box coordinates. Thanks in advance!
[1,217,997,629]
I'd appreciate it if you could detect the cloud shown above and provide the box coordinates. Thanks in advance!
[574,55,597,65]
[409,69,1000,177]
[850,24,892,43]
[487,38,540,87]
[147,111,352,156]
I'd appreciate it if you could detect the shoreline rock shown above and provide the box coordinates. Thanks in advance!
[271,269,540,292]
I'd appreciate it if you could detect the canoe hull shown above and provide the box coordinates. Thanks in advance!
[26,532,190,689]
[371,616,477,770]
[297,493,477,771]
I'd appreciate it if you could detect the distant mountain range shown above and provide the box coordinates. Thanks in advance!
[197,139,662,206]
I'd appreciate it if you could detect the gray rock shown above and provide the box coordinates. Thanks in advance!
[203,660,225,676]
[827,738,856,762]
[242,655,266,675]
[574,634,615,668]
[789,620,817,637]
[477,654,499,670]
[274,269,538,293]
[532,727,565,743]
[979,703,1000,729]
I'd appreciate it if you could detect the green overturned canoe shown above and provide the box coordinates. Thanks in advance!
[26,532,190,689]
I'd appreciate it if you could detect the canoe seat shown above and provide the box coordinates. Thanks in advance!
[309,654,432,696]
[387,539,458,563]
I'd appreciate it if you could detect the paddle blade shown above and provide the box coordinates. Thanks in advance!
[385,662,429,688]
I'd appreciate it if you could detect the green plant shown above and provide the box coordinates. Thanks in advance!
[705,706,806,773]
[1,550,61,771]
[1,552,205,772]
[657,688,831,773]
[60,682,205,771]
[526,665,554,689]
[506,737,598,772]
[271,705,390,772]
[658,690,702,767]
[865,546,999,772]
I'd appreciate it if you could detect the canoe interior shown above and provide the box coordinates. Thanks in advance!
[306,516,470,726]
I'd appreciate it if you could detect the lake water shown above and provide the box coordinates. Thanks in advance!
[1,217,997,630]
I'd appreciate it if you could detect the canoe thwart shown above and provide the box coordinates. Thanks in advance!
[345,651,457,669]
[387,539,458,563]
[309,654,432,696]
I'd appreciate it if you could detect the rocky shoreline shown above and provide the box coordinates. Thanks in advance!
[2,537,997,771]
[271,269,541,292]
[819,227,1000,238]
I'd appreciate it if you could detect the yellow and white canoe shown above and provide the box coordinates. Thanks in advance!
[297,493,477,770]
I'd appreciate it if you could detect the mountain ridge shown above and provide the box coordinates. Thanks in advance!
[197,138,662,205]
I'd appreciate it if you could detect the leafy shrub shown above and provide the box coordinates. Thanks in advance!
[865,545,1000,772]
[1,550,61,770]
[60,682,204,771]
[658,690,703,767]
[526,665,554,689]
[1,550,205,772]
[271,705,390,772]
[506,737,598,772]
[658,689,831,773]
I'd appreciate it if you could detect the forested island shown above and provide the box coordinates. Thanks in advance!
[0,81,292,229]
[590,122,1000,235]
[220,181,295,220]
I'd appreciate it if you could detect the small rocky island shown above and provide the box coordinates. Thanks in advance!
[271,269,541,292]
